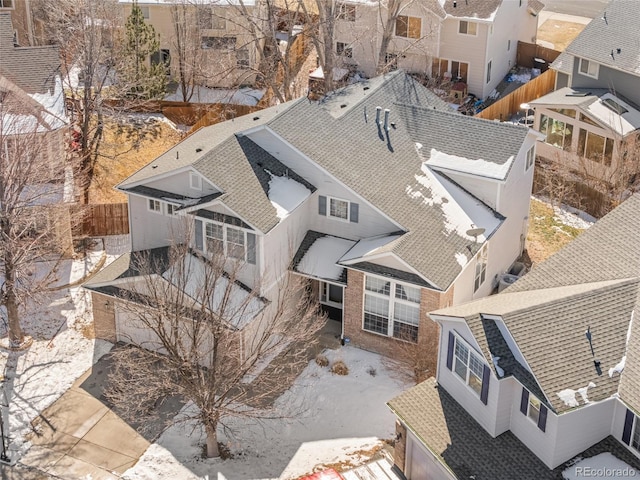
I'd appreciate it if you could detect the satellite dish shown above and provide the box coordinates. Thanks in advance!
[466,227,486,239]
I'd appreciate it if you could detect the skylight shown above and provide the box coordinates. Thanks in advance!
[602,97,628,115]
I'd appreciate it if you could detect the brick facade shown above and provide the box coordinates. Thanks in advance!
[394,421,408,472]
[343,269,453,366]
[91,292,117,342]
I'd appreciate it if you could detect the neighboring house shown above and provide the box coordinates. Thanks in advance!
[334,0,543,99]
[530,0,640,211]
[388,194,640,479]
[0,12,73,254]
[118,0,260,90]
[85,70,538,362]
[0,0,37,47]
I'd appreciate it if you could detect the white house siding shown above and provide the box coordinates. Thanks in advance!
[405,430,456,480]
[484,2,523,98]
[436,171,499,210]
[494,376,518,435]
[451,257,475,304]
[550,397,617,468]
[435,319,501,437]
[438,18,489,98]
[143,170,220,198]
[612,400,640,461]
[129,194,189,250]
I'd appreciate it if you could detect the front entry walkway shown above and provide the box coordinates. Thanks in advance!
[20,369,150,480]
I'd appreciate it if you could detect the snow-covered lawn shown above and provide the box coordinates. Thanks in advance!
[123,348,409,480]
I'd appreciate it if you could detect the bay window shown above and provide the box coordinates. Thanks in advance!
[197,218,256,264]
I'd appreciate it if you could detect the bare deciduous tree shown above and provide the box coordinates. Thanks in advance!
[0,82,71,349]
[105,242,326,457]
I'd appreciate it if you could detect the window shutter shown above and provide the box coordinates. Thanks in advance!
[446,331,455,370]
[622,409,635,445]
[538,404,548,432]
[520,388,529,415]
[480,364,490,405]
[246,232,256,265]
[195,219,203,251]
[319,196,327,216]
[350,203,359,223]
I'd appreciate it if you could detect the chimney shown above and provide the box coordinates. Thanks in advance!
[376,106,382,125]
[384,109,390,131]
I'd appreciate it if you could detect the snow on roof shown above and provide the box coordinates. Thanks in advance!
[425,147,512,180]
[557,382,596,408]
[118,0,256,5]
[298,236,356,281]
[406,162,501,243]
[562,453,639,479]
[586,93,640,136]
[309,67,349,81]
[29,76,67,121]
[164,86,265,106]
[340,234,403,263]
[267,173,311,220]
[162,253,265,329]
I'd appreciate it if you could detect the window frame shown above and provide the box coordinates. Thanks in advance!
[337,3,356,21]
[578,58,599,79]
[362,275,421,343]
[486,59,492,84]
[451,333,485,397]
[473,243,488,293]
[578,128,614,166]
[201,220,255,264]
[0,0,14,9]
[148,199,162,214]
[336,42,353,58]
[527,394,541,425]
[633,416,640,452]
[328,196,350,221]
[395,15,421,39]
[190,172,203,190]
[139,6,150,19]
[525,146,535,171]
[458,20,477,36]
[539,114,574,151]
[165,203,179,216]
[197,6,212,30]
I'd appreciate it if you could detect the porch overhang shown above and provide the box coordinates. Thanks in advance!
[291,231,356,285]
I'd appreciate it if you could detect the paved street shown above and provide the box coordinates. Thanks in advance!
[542,0,608,18]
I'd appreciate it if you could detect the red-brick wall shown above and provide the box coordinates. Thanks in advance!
[343,269,453,366]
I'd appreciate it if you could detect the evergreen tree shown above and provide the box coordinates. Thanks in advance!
[120,0,166,100]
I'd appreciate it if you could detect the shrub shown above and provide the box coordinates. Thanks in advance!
[331,360,349,376]
[315,353,329,367]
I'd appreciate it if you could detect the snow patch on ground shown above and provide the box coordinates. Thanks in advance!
[533,195,596,229]
[124,347,409,480]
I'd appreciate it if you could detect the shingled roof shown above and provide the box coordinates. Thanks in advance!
[0,13,60,95]
[560,0,640,76]
[442,0,502,20]
[120,71,528,291]
[433,194,640,414]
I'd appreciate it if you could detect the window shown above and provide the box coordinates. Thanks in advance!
[579,58,598,78]
[336,42,353,58]
[528,395,541,424]
[578,129,614,166]
[486,60,492,84]
[633,416,640,452]
[166,203,178,216]
[458,20,477,36]
[139,6,149,19]
[396,15,421,39]
[198,6,212,30]
[579,113,601,128]
[507,39,511,51]
[520,388,548,431]
[385,53,398,71]
[0,0,13,8]
[212,15,226,30]
[329,198,349,220]
[539,114,573,150]
[453,336,484,395]
[525,146,535,171]
[205,223,224,253]
[320,282,343,307]
[474,244,488,293]
[190,172,202,190]
[363,276,421,342]
[201,36,236,50]
[337,3,356,21]
[451,60,469,83]
[236,49,250,68]
[200,220,256,264]
[602,97,628,115]
[148,199,161,213]
[431,58,448,78]
[549,108,576,118]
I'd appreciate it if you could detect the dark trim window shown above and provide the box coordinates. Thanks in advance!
[520,388,548,432]
[447,332,490,403]
[318,195,359,223]
[458,20,477,36]
[363,276,421,342]
[396,15,421,39]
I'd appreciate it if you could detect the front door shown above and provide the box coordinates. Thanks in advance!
[320,281,343,322]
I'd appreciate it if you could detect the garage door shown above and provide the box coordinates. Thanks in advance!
[115,304,164,352]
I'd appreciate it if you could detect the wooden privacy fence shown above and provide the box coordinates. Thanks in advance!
[475,69,557,121]
[71,203,129,237]
[516,41,561,70]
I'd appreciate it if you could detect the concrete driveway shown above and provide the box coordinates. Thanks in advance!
[20,369,149,480]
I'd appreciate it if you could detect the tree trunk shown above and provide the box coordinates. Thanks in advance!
[4,261,24,347]
[205,421,220,458]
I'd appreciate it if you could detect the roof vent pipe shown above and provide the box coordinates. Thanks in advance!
[384,109,390,131]
[376,106,382,125]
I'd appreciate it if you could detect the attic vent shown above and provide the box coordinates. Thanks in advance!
[566,92,590,97]
[253,116,260,121]
[363,86,370,91]
[196,148,203,153]
[340,103,347,108]
[152,165,158,169]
